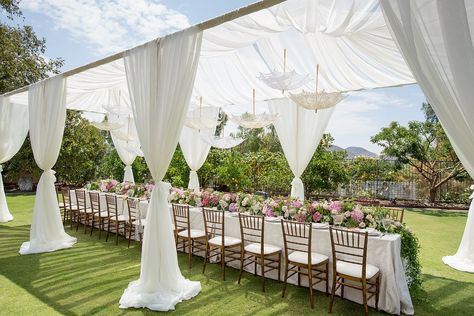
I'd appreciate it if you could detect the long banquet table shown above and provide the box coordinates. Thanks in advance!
[66,191,413,314]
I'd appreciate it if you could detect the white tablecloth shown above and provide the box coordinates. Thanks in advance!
[181,206,413,315]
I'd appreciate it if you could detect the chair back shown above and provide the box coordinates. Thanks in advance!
[386,207,404,223]
[75,189,87,211]
[89,191,100,215]
[281,219,312,260]
[105,194,118,220]
[329,227,368,279]
[127,198,141,223]
[172,204,190,233]
[239,213,264,252]
[60,186,72,209]
[202,208,225,245]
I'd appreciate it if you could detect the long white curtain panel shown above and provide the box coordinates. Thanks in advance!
[120,28,203,311]
[268,97,334,201]
[381,0,474,272]
[0,97,29,222]
[20,76,77,255]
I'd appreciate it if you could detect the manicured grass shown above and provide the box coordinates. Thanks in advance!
[1,195,473,315]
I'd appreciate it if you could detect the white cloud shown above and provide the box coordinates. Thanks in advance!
[21,0,191,56]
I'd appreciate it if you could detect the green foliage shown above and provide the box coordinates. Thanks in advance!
[371,102,466,202]
[2,136,41,183]
[55,111,107,185]
[97,149,149,184]
[347,157,403,181]
[214,150,251,192]
[399,227,422,291]
[303,142,349,194]
[0,4,63,94]
[164,146,189,188]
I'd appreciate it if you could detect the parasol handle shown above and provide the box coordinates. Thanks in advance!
[315,64,320,93]
[283,48,287,73]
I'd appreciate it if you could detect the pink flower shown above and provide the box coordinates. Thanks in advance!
[351,209,364,223]
[328,201,342,213]
[291,200,303,209]
[312,212,322,222]
[202,197,210,207]
[229,203,238,213]
[294,212,306,223]
[265,209,275,218]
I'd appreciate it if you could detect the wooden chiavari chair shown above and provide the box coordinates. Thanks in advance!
[238,213,281,292]
[329,227,380,316]
[385,207,404,223]
[126,197,144,247]
[89,191,108,239]
[173,204,206,268]
[75,189,92,233]
[202,208,241,280]
[281,219,329,309]
[60,186,77,224]
[105,194,127,245]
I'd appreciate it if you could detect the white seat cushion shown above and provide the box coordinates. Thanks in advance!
[178,229,206,239]
[208,236,241,247]
[109,214,127,221]
[79,208,93,213]
[95,211,109,217]
[288,251,328,265]
[133,218,146,226]
[245,243,281,255]
[336,260,379,279]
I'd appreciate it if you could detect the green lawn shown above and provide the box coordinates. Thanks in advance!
[1,195,473,315]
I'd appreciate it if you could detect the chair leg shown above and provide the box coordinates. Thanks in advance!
[63,208,66,223]
[238,249,244,284]
[298,266,301,287]
[76,214,81,232]
[261,255,266,292]
[98,219,102,240]
[362,282,368,316]
[282,261,289,298]
[277,252,281,282]
[341,278,345,299]
[221,247,226,281]
[202,244,209,274]
[84,214,88,234]
[106,219,110,242]
[115,222,119,245]
[329,273,337,313]
[375,276,380,311]
[308,264,314,309]
[188,239,193,268]
[128,224,132,248]
[70,212,74,229]
[325,263,329,296]
[90,216,95,237]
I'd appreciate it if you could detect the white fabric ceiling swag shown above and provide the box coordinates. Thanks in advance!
[268,97,334,201]
[120,28,202,311]
[19,76,77,255]
[179,107,219,192]
[0,97,29,222]
[380,0,474,275]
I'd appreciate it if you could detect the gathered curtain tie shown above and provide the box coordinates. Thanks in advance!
[43,169,57,182]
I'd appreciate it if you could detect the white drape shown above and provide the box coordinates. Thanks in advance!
[19,76,77,255]
[179,107,219,192]
[268,98,334,201]
[381,0,474,272]
[0,97,29,222]
[120,28,203,311]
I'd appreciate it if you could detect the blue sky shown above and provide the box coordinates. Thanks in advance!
[9,0,426,153]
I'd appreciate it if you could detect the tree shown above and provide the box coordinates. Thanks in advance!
[0,1,63,94]
[371,102,465,202]
[302,134,349,195]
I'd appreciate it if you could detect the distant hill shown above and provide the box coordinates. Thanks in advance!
[328,145,378,159]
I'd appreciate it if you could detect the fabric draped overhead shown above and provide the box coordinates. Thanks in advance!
[6,0,416,113]
[19,76,77,255]
[179,106,219,192]
[0,97,28,222]
[268,98,334,201]
[119,28,202,311]
[380,0,474,273]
